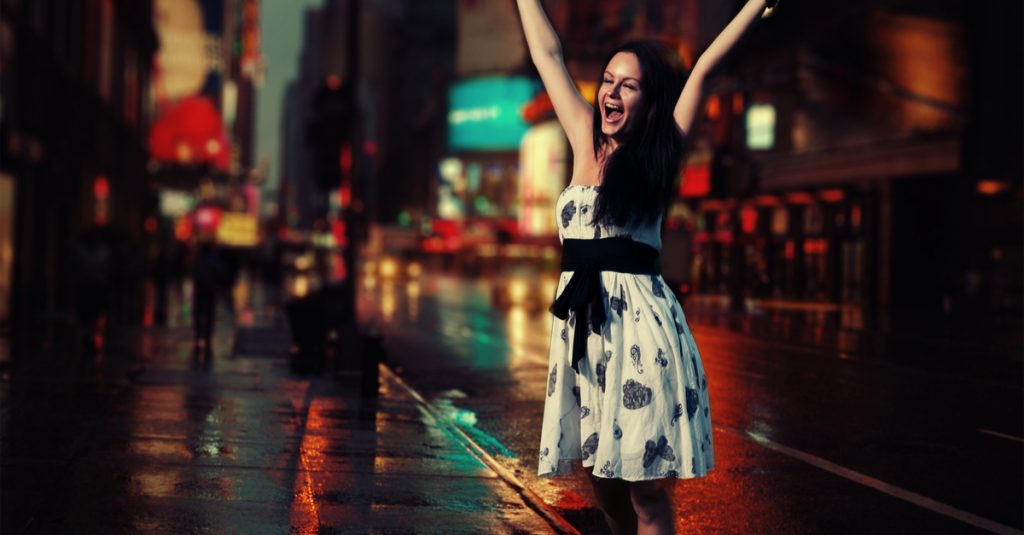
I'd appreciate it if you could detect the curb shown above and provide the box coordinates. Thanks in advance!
[380,363,581,535]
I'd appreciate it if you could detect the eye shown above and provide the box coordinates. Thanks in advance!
[602,78,613,84]
[624,83,638,90]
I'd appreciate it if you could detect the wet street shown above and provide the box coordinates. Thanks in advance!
[359,271,1024,534]
[0,282,555,534]
[1,271,1021,534]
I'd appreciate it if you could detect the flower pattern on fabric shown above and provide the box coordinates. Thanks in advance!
[643,436,676,468]
[560,327,568,343]
[561,200,576,228]
[670,403,684,426]
[655,348,669,368]
[685,387,699,419]
[538,185,713,482]
[629,344,644,374]
[582,432,599,460]
[652,276,665,298]
[622,379,653,410]
[610,295,627,317]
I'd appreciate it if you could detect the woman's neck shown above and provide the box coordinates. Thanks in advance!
[598,137,620,163]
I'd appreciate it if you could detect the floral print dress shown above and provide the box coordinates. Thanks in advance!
[538,185,714,481]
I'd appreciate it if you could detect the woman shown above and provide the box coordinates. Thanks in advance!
[516,1,776,533]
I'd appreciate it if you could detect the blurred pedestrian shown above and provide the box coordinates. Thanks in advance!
[191,240,224,361]
[518,1,777,532]
[72,228,112,351]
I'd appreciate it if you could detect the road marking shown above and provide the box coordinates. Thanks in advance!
[381,364,580,535]
[977,428,1024,444]
[736,428,1023,535]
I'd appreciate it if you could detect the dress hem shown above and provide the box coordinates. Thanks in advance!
[537,460,714,482]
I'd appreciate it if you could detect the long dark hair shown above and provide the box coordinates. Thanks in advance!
[591,40,688,229]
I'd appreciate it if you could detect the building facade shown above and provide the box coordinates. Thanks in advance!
[0,0,159,358]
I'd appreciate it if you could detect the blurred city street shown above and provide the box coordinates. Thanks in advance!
[0,0,1021,533]
[1,270,1020,533]
[0,278,556,534]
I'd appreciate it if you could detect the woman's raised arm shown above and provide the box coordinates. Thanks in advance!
[674,0,770,136]
[517,0,592,150]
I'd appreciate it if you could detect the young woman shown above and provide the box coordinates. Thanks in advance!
[516,1,776,533]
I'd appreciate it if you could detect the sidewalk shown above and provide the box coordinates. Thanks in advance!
[1,304,557,534]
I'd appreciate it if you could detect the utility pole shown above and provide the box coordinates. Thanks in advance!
[340,0,376,391]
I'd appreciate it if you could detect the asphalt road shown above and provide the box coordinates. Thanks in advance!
[359,272,1024,534]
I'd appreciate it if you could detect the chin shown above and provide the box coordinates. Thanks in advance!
[601,121,623,137]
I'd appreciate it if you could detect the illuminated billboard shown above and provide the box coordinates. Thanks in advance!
[448,76,541,152]
[518,121,568,236]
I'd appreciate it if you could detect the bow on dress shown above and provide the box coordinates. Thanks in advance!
[548,261,606,373]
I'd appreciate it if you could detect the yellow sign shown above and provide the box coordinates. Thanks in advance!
[216,213,259,247]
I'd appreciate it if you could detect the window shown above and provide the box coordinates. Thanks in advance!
[745,103,776,150]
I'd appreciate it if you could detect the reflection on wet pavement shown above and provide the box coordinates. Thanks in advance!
[1,281,555,534]
[358,268,1024,534]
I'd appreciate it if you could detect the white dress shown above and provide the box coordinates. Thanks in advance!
[537,185,715,481]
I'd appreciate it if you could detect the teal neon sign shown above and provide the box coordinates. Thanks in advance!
[448,76,541,151]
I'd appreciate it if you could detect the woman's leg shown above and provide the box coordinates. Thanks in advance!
[629,479,675,535]
[589,474,637,535]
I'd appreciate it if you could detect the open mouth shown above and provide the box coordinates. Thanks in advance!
[604,102,624,123]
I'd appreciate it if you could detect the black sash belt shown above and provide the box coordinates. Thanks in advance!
[549,237,660,373]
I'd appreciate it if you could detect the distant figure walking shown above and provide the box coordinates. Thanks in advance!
[73,228,112,351]
[191,241,224,361]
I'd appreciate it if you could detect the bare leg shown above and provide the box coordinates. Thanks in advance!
[629,480,675,535]
[589,474,638,535]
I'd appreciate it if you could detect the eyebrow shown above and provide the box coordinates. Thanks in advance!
[603,71,641,83]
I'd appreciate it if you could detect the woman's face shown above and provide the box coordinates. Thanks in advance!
[598,52,645,140]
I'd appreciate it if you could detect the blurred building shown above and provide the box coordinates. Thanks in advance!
[672,0,1022,339]
[443,0,1022,343]
[281,0,456,232]
[0,0,158,354]
[149,0,262,250]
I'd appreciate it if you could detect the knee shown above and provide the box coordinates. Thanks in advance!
[629,481,670,521]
